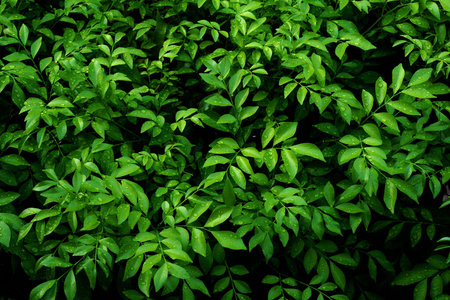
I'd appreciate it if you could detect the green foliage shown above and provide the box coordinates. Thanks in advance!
[0,0,450,299]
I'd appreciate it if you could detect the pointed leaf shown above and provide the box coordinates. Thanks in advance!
[205,205,233,227]
[387,101,420,116]
[0,221,11,247]
[290,143,325,162]
[31,37,42,58]
[374,112,399,132]
[273,122,297,146]
[384,179,397,214]
[392,64,405,93]
[362,89,374,114]
[154,263,168,292]
[30,280,56,300]
[211,231,247,250]
[281,149,298,181]
[409,68,433,86]
[230,166,246,189]
[375,77,387,104]
[192,228,207,257]
[64,270,77,300]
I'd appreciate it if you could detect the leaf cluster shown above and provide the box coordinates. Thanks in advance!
[0,0,450,299]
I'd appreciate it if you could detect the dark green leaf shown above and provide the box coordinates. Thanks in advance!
[0,221,11,247]
[393,265,438,286]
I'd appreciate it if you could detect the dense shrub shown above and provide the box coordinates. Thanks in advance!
[1,0,450,299]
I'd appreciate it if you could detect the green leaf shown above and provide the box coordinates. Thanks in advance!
[304,248,318,274]
[392,64,405,94]
[42,255,72,268]
[363,123,381,139]
[214,277,230,293]
[168,262,191,279]
[284,82,298,98]
[154,263,168,292]
[205,205,233,227]
[340,32,376,50]
[402,87,436,98]
[31,37,42,58]
[297,86,308,104]
[127,109,157,120]
[387,101,420,116]
[373,112,399,132]
[281,149,298,181]
[239,106,259,121]
[262,127,275,148]
[409,68,433,87]
[138,269,152,297]
[335,42,348,60]
[262,275,279,284]
[19,24,29,45]
[330,253,358,266]
[390,178,418,202]
[439,0,450,12]
[18,222,33,241]
[273,122,297,146]
[393,265,438,286]
[338,148,362,165]
[413,279,427,300]
[12,82,25,108]
[230,166,246,189]
[229,70,245,94]
[81,214,100,231]
[384,179,397,214]
[235,88,249,109]
[56,120,67,140]
[30,280,56,300]
[4,53,30,62]
[330,262,346,291]
[312,209,325,239]
[323,182,335,206]
[192,228,207,257]
[211,231,247,250]
[200,73,226,90]
[338,185,363,203]
[117,203,130,225]
[340,135,359,146]
[0,221,11,247]
[0,191,20,206]
[336,203,365,214]
[264,148,278,171]
[115,164,140,178]
[164,248,193,263]
[203,155,230,167]
[223,179,236,207]
[375,77,387,104]
[236,156,253,174]
[204,94,232,107]
[410,224,422,247]
[430,275,443,298]
[362,89,374,114]
[64,270,77,300]
[90,193,115,205]
[290,143,326,162]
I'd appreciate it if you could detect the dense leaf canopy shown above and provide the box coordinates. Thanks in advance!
[1,0,450,299]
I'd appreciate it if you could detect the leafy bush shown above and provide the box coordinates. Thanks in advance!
[1,0,450,299]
